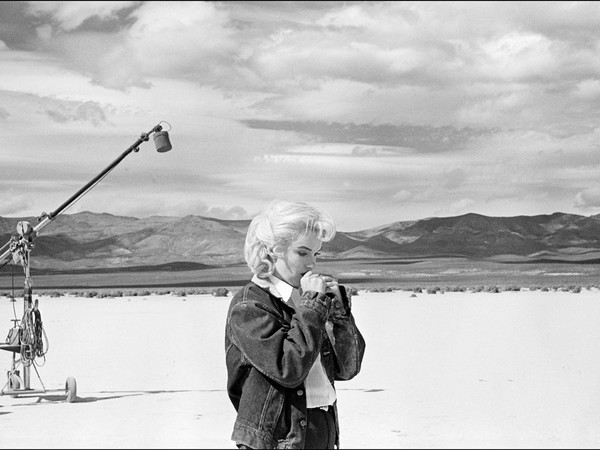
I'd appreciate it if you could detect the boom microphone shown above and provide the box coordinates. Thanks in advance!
[154,130,172,152]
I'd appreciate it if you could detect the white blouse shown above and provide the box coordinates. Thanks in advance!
[251,274,337,409]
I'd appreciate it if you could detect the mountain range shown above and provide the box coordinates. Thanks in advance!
[2,211,600,271]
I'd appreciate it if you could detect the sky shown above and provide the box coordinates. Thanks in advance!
[2,1,600,232]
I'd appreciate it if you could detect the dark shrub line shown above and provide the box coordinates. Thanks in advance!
[1,283,594,299]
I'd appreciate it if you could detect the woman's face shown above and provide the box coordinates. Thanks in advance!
[273,232,323,288]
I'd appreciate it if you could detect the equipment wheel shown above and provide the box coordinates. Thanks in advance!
[9,373,22,394]
[65,376,77,403]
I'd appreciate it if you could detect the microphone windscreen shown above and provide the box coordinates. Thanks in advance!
[154,131,172,153]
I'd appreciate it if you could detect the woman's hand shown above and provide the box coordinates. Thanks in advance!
[321,274,351,321]
[321,274,341,300]
[300,270,327,294]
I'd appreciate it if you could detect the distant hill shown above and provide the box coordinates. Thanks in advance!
[2,211,600,271]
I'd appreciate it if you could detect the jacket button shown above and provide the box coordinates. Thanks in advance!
[334,301,341,309]
[300,419,307,427]
[297,389,304,396]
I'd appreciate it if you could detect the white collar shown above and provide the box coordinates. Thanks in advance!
[251,274,294,304]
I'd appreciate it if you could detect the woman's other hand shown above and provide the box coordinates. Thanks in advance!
[321,274,341,300]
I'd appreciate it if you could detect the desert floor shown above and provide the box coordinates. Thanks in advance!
[1,288,600,449]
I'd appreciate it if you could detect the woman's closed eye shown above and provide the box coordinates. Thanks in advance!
[298,251,320,257]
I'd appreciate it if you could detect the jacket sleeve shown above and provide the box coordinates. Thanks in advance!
[325,285,366,380]
[227,287,332,388]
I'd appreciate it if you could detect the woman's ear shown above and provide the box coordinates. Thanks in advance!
[270,245,285,259]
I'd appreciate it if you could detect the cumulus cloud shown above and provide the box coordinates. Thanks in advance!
[0,89,114,133]
[26,1,138,31]
[0,189,34,216]
[44,99,109,126]
[575,187,600,209]
[22,1,240,91]
[16,1,600,130]
[3,1,600,228]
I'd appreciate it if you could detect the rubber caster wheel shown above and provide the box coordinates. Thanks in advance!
[65,376,77,403]
[9,373,22,396]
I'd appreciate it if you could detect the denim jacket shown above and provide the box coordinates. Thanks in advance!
[225,280,366,449]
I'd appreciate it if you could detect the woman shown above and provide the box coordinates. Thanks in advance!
[225,199,366,449]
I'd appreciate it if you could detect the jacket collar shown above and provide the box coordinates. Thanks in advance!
[251,274,294,305]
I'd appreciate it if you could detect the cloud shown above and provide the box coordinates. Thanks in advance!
[0,93,109,155]
[317,4,383,29]
[440,168,467,190]
[446,198,476,215]
[2,1,600,230]
[90,194,251,221]
[575,186,600,209]
[23,1,241,91]
[392,190,412,202]
[41,100,107,126]
[0,188,35,217]
[43,100,107,126]
[241,119,494,152]
[14,1,600,130]
[477,31,558,81]
[25,1,139,32]
[199,205,248,221]
[0,90,111,128]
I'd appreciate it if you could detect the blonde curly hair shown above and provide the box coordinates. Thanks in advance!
[244,200,336,278]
